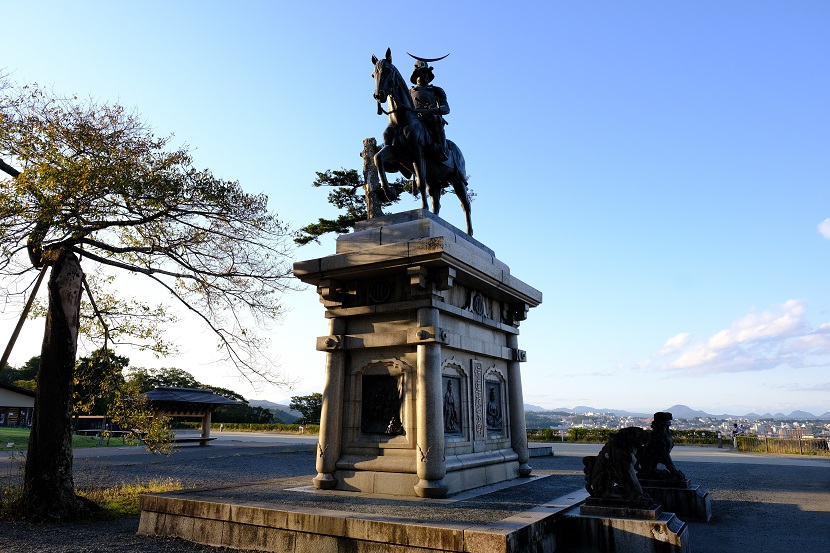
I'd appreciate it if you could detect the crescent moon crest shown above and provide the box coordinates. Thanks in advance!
[406,52,450,63]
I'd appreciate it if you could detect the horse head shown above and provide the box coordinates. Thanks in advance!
[371,48,401,106]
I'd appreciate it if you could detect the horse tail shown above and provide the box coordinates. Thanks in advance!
[447,140,468,184]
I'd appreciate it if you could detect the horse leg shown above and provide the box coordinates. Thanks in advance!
[374,147,398,201]
[431,183,441,215]
[413,156,428,210]
[453,178,473,236]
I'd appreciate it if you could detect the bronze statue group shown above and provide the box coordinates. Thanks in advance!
[583,412,685,503]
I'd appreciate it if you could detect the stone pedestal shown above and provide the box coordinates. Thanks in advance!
[640,478,713,522]
[579,497,662,519]
[561,503,690,553]
[293,210,542,498]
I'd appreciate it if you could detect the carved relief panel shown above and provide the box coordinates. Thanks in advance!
[484,365,508,440]
[441,357,469,444]
[348,358,414,449]
[442,376,462,434]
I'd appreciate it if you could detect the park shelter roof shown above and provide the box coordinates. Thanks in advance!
[143,386,239,417]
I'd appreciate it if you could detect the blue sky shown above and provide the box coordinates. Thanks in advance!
[2,1,829,415]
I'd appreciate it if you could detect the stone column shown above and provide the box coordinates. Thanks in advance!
[414,306,448,498]
[313,316,346,489]
[507,333,531,476]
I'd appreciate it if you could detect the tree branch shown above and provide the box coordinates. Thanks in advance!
[0,159,20,178]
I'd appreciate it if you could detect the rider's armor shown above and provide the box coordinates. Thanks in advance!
[410,84,450,162]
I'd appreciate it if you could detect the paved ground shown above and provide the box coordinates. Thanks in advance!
[1,434,828,552]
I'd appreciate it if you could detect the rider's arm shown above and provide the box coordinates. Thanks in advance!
[433,86,450,116]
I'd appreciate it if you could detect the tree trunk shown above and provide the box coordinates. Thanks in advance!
[23,249,88,521]
[361,137,384,219]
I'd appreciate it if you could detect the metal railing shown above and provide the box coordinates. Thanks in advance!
[736,435,830,456]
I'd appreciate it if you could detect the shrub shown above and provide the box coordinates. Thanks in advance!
[212,422,319,433]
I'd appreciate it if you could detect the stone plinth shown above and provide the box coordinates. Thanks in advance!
[579,497,662,519]
[560,505,689,553]
[293,210,542,498]
[639,478,712,522]
[137,482,587,553]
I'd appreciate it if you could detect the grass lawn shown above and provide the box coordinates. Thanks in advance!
[0,427,136,452]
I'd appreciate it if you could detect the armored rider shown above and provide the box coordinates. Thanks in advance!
[409,59,450,162]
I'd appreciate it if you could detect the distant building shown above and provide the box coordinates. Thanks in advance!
[0,383,35,427]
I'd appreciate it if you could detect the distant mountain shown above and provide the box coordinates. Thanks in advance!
[740,410,820,420]
[248,399,293,412]
[788,410,818,419]
[529,404,827,421]
[661,405,822,420]
[570,406,650,417]
[662,404,709,419]
[248,400,301,423]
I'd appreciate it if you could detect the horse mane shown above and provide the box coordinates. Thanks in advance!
[385,61,412,110]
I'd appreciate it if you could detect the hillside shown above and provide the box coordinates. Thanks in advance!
[247,400,301,423]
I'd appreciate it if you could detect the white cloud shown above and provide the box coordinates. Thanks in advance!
[705,299,807,350]
[653,300,830,375]
[659,333,690,356]
[819,218,830,239]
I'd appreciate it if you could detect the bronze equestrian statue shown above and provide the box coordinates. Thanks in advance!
[371,49,473,235]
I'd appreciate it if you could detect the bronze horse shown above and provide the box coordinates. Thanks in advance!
[371,49,473,235]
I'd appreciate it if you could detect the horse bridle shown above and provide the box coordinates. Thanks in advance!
[374,60,415,117]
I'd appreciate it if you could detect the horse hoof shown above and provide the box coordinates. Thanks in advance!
[382,187,398,202]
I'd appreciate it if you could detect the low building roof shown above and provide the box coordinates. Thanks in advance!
[143,387,240,417]
[144,387,240,405]
[0,382,36,398]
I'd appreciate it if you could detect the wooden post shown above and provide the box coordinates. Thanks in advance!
[1,265,49,371]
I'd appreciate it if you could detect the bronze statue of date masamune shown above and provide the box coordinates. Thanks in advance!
[371,49,473,235]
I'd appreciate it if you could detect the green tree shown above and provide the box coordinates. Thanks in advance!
[202,384,246,402]
[0,355,39,386]
[293,169,409,245]
[73,349,175,452]
[0,79,294,520]
[106,379,175,455]
[212,403,274,424]
[289,392,323,424]
[73,349,128,416]
[12,356,39,390]
[11,378,35,391]
[126,367,201,392]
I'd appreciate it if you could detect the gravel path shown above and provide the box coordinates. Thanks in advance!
[1,443,828,552]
